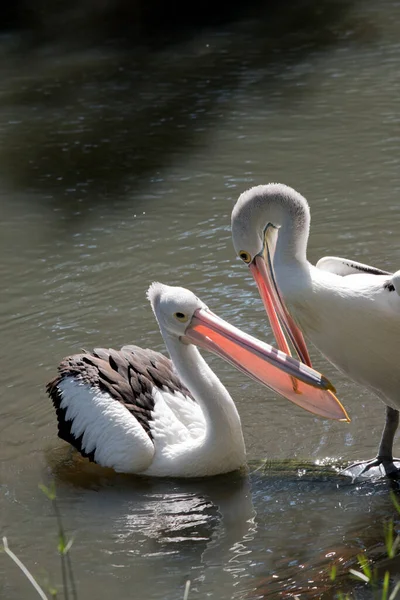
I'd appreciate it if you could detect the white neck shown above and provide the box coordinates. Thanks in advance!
[272,203,314,323]
[161,329,246,473]
[274,206,310,268]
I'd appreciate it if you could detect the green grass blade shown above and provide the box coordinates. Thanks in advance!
[51,494,78,600]
[357,553,372,579]
[382,570,390,600]
[385,520,395,559]
[38,483,56,501]
[390,491,400,516]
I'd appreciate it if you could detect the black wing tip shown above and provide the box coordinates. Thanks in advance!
[384,280,395,292]
[47,378,97,463]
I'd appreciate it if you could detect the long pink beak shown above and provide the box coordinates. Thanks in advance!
[183,308,349,422]
[250,255,312,366]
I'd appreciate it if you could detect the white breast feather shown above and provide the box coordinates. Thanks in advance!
[161,388,205,437]
[141,387,209,476]
[148,388,204,448]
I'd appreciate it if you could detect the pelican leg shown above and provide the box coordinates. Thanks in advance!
[377,406,399,465]
[342,406,400,479]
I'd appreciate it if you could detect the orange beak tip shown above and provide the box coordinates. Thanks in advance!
[337,406,351,423]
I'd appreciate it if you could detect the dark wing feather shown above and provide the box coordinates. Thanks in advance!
[46,345,194,460]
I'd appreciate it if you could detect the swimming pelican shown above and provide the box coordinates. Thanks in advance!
[47,282,348,478]
[231,183,400,477]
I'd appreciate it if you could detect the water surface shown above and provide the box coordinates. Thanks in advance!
[1,1,400,597]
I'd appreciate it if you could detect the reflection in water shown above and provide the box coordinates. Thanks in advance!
[46,448,257,599]
[2,0,400,598]
[42,452,400,599]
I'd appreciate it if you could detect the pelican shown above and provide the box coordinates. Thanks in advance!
[231,183,400,477]
[47,282,348,478]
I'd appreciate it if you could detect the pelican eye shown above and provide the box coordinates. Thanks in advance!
[174,311,189,322]
[238,250,251,264]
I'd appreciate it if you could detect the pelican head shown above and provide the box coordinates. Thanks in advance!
[231,183,310,263]
[147,282,349,421]
[231,183,314,368]
[147,282,208,337]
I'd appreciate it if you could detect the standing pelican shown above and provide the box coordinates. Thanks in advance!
[231,183,400,477]
[47,282,348,478]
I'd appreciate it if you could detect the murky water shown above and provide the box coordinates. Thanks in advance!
[1,0,400,597]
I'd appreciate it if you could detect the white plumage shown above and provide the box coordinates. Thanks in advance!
[58,377,155,473]
[231,183,400,477]
[49,281,344,478]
